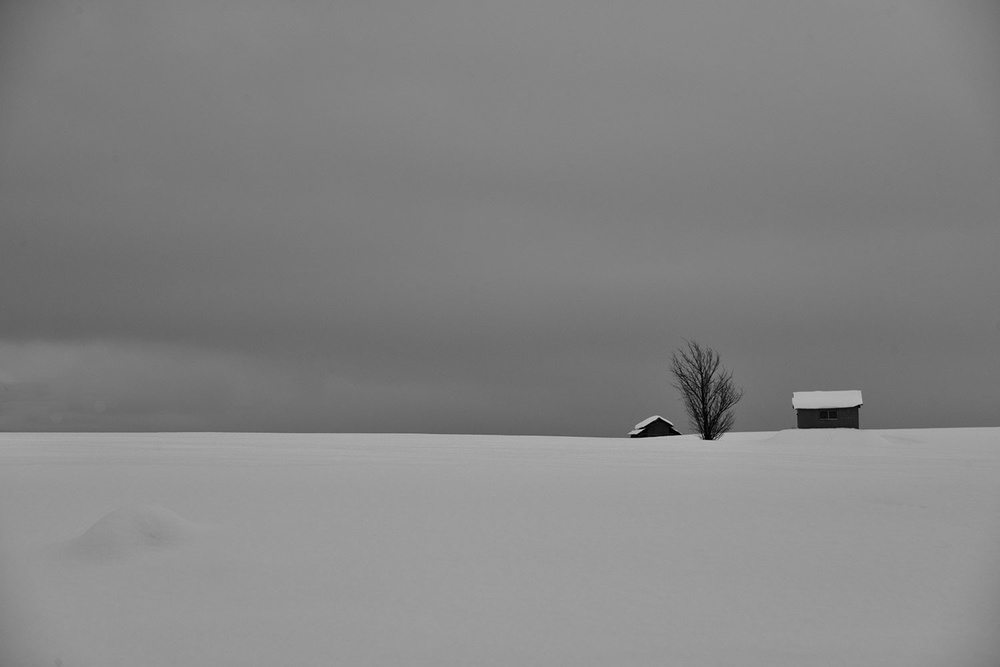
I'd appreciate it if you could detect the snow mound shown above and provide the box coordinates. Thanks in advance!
[61,505,206,561]
[763,429,895,447]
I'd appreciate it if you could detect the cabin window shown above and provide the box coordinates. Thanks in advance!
[819,410,839,420]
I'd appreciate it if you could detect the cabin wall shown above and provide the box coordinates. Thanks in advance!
[796,407,860,429]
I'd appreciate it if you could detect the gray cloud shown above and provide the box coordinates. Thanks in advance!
[1,0,998,434]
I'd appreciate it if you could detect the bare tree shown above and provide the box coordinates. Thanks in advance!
[669,340,744,440]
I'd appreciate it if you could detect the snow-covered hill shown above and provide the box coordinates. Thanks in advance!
[2,429,999,666]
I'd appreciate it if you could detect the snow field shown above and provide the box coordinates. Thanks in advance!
[1,429,999,667]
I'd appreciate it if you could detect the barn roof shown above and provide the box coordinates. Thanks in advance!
[792,390,863,410]
[632,415,674,430]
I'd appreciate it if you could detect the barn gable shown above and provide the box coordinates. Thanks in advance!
[629,416,682,438]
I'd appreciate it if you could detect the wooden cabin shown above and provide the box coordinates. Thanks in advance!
[792,390,862,429]
[629,416,682,438]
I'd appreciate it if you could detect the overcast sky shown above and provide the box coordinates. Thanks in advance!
[1,0,998,435]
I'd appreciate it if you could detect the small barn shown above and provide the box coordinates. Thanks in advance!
[792,390,863,429]
[629,416,682,438]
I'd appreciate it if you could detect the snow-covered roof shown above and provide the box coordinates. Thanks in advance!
[632,415,673,430]
[792,390,863,410]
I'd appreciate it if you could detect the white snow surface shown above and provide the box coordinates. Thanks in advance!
[792,390,864,409]
[2,429,1000,667]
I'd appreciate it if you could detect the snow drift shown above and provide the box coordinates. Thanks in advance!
[60,505,207,561]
